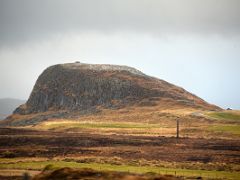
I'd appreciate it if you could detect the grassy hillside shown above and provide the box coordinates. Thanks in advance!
[28,107,240,139]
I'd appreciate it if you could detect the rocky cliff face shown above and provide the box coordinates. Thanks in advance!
[14,62,219,115]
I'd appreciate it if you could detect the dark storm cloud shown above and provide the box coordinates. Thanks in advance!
[0,0,240,46]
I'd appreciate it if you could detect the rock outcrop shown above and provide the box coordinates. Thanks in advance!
[14,62,220,115]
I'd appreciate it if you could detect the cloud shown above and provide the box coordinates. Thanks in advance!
[0,31,240,109]
[0,0,240,109]
[0,0,240,47]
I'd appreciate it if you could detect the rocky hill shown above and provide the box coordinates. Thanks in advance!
[2,62,220,126]
[15,62,219,114]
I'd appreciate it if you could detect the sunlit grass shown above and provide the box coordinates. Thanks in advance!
[36,120,177,136]
[40,121,163,129]
[208,125,240,136]
[207,111,240,121]
[0,160,239,179]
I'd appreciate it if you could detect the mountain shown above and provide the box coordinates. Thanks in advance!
[0,98,25,120]
[1,62,220,126]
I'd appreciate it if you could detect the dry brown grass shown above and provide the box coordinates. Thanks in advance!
[27,103,238,139]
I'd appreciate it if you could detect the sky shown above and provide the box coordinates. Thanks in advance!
[0,0,240,109]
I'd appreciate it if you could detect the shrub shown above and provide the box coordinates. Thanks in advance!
[2,151,16,158]
[43,164,55,171]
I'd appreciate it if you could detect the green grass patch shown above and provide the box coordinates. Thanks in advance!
[207,112,240,121]
[43,122,161,130]
[0,160,239,179]
[208,125,240,135]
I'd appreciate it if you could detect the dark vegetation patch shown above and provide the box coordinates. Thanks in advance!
[0,128,239,164]
[33,167,178,180]
[0,176,22,180]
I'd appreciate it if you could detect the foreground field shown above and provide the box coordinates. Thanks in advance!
[0,159,239,179]
[1,108,240,179]
[32,167,179,180]
[0,126,239,179]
